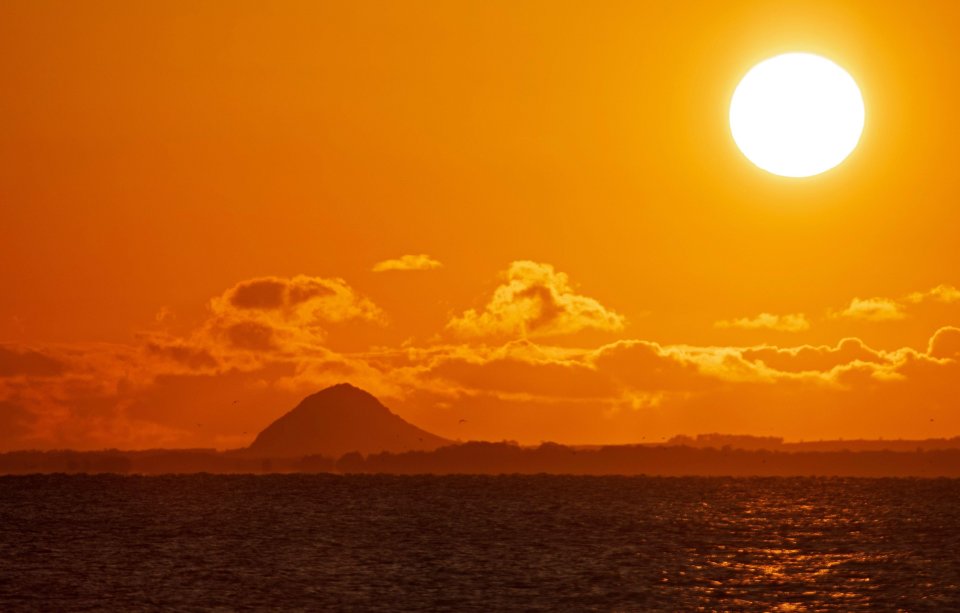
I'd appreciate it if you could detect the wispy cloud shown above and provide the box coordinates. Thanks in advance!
[831,284,959,323]
[906,284,960,304]
[834,297,906,321]
[372,254,442,272]
[715,312,810,332]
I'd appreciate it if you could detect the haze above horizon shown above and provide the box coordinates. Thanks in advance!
[2,1,960,451]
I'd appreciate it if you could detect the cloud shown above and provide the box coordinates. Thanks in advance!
[5,268,960,452]
[447,261,625,338]
[383,330,956,445]
[0,346,66,378]
[394,326,960,443]
[741,338,887,373]
[829,284,958,324]
[907,284,960,304]
[0,342,177,450]
[835,297,906,321]
[205,275,384,356]
[4,323,960,450]
[228,278,295,309]
[372,254,442,272]
[143,339,219,372]
[215,275,381,323]
[928,326,960,359]
[715,312,810,332]
[426,355,616,400]
[223,321,278,352]
[589,341,721,392]
[0,274,395,451]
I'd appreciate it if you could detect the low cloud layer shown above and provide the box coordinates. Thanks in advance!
[1,271,960,450]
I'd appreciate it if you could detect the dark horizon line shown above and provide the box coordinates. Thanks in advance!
[3,432,960,456]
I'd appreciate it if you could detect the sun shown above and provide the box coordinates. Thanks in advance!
[730,53,865,178]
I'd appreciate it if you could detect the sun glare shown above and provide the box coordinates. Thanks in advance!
[730,53,865,178]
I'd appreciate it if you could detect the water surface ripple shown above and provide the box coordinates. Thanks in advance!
[1,475,958,611]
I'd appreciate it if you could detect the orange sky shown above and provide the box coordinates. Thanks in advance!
[2,1,960,450]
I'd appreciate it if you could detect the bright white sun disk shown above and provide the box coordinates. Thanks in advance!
[730,53,865,178]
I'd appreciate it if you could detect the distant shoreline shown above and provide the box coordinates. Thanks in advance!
[3,440,960,478]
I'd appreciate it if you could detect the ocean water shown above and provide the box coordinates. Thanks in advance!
[0,475,958,611]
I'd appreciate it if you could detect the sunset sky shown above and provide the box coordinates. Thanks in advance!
[2,1,960,450]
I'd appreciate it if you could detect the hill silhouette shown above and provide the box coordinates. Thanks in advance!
[245,383,449,458]
[3,385,960,476]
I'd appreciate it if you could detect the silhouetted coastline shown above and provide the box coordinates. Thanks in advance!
[3,439,960,477]
[5,386,959,477]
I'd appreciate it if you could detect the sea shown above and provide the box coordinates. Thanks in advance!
[0,474,958,611]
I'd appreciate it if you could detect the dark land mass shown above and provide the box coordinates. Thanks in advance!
[2,383,959,477]
[2,442,959,477]
[664,433,960,453]
[245,383,449,458]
